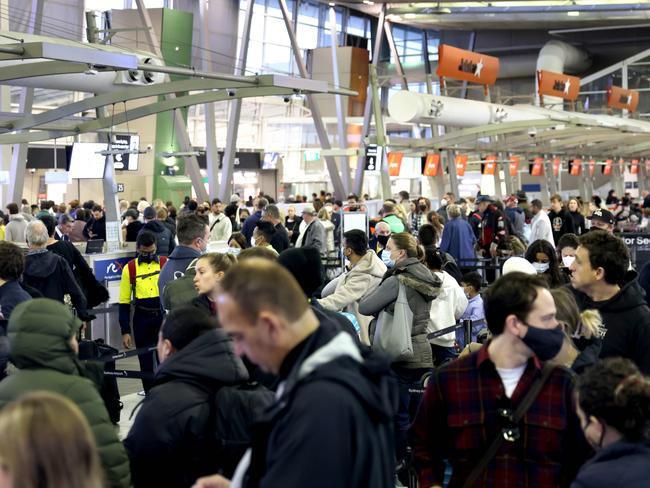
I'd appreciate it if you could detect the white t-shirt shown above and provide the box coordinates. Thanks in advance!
[496,364,526,398]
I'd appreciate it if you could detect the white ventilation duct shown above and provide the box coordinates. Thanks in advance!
[535,40,591,108]
[0,31,165,93]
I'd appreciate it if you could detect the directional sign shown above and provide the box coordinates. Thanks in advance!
[364,144,382,171]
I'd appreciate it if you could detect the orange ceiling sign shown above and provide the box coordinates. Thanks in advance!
[455,154,468,177]
[588,159,596,176]
[607,85,640,112]
[631,159,640,175]
[387,152,403,177]
[482,154,497,175]
[552,158,561,177]
[509,156,520,177]
[423,153,440,177]
[531,157,544,176]
[603,159,613,176]
[437,44,499,86]
[537,70,580,101]
[570,158,582,176]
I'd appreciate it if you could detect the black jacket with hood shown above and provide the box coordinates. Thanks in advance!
[23,249,90,319]
[124,329,249,488]
[236,318,398,488]
[139,220,175,256]
[572,280,650,374]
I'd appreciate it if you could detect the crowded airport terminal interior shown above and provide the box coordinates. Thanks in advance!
[1,0,650,487]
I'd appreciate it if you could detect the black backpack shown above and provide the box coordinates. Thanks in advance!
[162,258,199,311]
[210,382,275,478]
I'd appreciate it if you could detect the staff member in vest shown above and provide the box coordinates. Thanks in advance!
[119,231,168,392]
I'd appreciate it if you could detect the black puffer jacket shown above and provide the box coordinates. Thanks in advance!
[124,329,249,488]
[139,220,175,256]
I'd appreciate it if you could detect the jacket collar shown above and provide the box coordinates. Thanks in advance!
[476,339,542,371]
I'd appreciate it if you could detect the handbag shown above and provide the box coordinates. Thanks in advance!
[372,282,414,361]
[461,363,556,488]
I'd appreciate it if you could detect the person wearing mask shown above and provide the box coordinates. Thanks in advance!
[380,201,406,233]
[4,203,27,243]
[318,229,387,345]
[436,192,454,225]
[411,272,591,488]
[124,307,250,488]
[295,205,326,255]
[158,214,209,300]
[69,208,89,242]
[525,239,568,288]
[208,198,232,243]
[439,204,476,266]
[530,199,555,247]
[587,208,616,233]
[558,233,580,276]
[241,197,268,243]
[139,206,175,257]
[22,220,92,322]
[548,195,576,245]
[424,247,467,366]
[0,299,131,488]
[284,205,302,246]
[119,231,168,392]
[252,221,279,256]
[194,260,397,488]
[192,253,238,316]
[369,221,391,259]
[261,204,290,253]
[504,195,527,243]
[456,271,485,350]
[572,358,650,488]
[0,392,105,488]
[83,204,106,241]
[568,198,586,235]
[569,230,650,374]
[359,233,439,468]
[476,195,509,258]
[550,287,604,373]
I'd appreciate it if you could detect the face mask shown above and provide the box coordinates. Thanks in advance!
[440,198,448,207]
[521,323,565,361]
[418,204,428,212]
[377,235,389,247]
[139,252,156,263]
[533,262,550,274]
[381,249,394,268]
[562,255,575,268]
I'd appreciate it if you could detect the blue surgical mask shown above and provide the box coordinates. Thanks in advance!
[381,249,394,268]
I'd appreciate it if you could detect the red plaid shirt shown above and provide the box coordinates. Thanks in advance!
[410,345,591,487]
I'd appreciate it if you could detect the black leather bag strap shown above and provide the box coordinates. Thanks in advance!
[461,363,555,488]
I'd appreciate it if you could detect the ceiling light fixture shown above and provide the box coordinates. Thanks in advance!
[362,0,374,4]
[405,12,417,18]
[567,10,580,16]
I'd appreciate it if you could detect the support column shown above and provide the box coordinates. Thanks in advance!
[200,0,219,199]
[219,0,254,201]
[353,4,385,196]
[546,159,558,195]
[502,153,514,196]
[0,0,10,208]
[369,65,391,199]
[134,0,209,203]
[8,0,43,205]
[446,150,459,197]
[278,0,346,199]
[328,7,350,195]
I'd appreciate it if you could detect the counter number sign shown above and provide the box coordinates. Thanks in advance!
[116,183,125,193]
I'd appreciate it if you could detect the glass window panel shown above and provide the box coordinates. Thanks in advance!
[265,16,290,46]
[297,23,318,50]
[263,44,291,73]
[298,1,320,26]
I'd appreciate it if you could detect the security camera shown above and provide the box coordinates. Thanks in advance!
[29,168,36,174]
[283,96,291,103]
[227,89,236,97]
[528,127,538,137]
[146,144,153,151]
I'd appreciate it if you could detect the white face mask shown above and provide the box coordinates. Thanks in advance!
[440,198,448,207]
[562,255,575,268]
[533,262,550,274]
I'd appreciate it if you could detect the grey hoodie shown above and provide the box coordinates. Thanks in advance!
[4,213,27,243]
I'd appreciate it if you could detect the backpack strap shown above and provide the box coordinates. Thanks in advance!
[160,256,168,268]
[128,259,137,303]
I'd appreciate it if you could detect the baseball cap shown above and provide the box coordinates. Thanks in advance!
[230,194,240,204]
[143,206,156,220]
[502,257,537,276]
[476,195,494,204]
[588,208,615,225]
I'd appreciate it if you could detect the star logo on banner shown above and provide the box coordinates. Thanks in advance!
[564,78,571,95]
[474,58,484,77]
[627,94,633,106]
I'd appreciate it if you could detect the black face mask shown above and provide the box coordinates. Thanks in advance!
[521,323,565,361]
[418,204,428,212]
[377,235,390,246]
[138,252,156,263]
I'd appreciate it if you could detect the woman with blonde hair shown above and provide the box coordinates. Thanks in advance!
[317,207,335,256]
[192,252,238,316]
[0,391,103,488]
[550,287,605,373]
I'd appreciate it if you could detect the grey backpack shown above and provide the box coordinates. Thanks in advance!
[162,258,199,311]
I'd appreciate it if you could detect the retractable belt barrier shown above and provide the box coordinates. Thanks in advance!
[427,319,487,345]
[90,345,157,381]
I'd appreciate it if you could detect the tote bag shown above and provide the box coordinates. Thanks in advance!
[373,283,414,361]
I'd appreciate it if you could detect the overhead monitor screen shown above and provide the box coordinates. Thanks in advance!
[68,143,107,179]
[262,151,278,169]
[112,134,139,171]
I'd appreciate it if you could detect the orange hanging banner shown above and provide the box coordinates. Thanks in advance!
[603,159,613,176]
[455,154,468,177]
[423,153,440,176]
[437,44,500,86]
[570,158,582,176]
[552,158,561,177]
[531,157,544,176]
[607,85,640,112]
[537,70,581,101]
[588,159,596,176]
[631,159,640,174]
[509,156,520,177]
[387,152,403,177]
[482,154,497,175]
